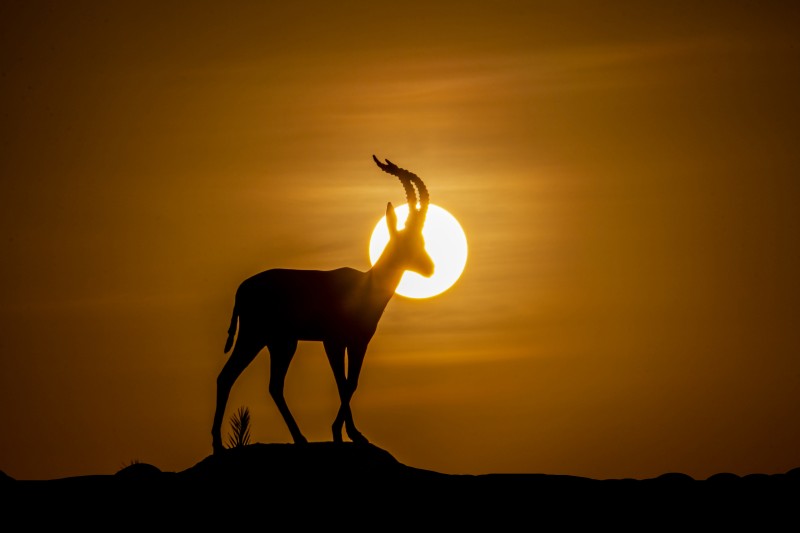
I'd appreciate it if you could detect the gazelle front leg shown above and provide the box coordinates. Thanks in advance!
[341,342,369,444]
[325,341,369,444]
[324,340,348,443]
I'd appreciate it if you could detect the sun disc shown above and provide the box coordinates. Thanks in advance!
[369,203,468,298]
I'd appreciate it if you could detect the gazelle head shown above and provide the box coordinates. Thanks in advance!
[373,155,435,278]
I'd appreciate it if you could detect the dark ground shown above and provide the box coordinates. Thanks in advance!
[2,442,798,526]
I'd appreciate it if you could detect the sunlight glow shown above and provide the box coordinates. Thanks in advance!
[369,203,468,299]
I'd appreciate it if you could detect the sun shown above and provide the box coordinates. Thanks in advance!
[369,203,468,299]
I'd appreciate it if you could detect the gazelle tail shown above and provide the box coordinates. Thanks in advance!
[224,304,239,353]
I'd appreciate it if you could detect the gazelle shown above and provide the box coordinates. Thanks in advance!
[211,155,434,454]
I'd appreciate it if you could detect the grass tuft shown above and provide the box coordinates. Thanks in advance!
[227,405,252,449]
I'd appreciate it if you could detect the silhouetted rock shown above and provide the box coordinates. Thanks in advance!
[179,441,444,485]
[115,462,162,479]
[651,472,695,483]
[706,472,741,482]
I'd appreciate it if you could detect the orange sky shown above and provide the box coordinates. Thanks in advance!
[2,1,799,481]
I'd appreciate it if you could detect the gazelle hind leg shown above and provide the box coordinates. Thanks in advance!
[268,339,307,444]
[212,335,262,454]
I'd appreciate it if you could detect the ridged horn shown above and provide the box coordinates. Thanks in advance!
[373,155,416,210]
[372,155,429,226]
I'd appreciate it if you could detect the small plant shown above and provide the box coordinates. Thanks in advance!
[115,459,161,478]
[119,458,140,469]
[226,405,252,449]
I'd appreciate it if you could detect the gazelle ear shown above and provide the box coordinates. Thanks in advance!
[386,202,398,237]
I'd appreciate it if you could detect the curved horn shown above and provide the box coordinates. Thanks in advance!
[372,155,429,226]
[373,155,417,210]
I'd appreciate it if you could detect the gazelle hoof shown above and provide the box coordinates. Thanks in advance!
[348,432,369,445]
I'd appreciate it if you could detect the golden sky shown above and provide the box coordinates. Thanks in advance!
[2,1,799,480]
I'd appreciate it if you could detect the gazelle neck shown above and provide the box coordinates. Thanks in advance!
[368,247,406,298]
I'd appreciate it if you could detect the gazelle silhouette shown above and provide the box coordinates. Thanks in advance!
[211,155,434,454]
